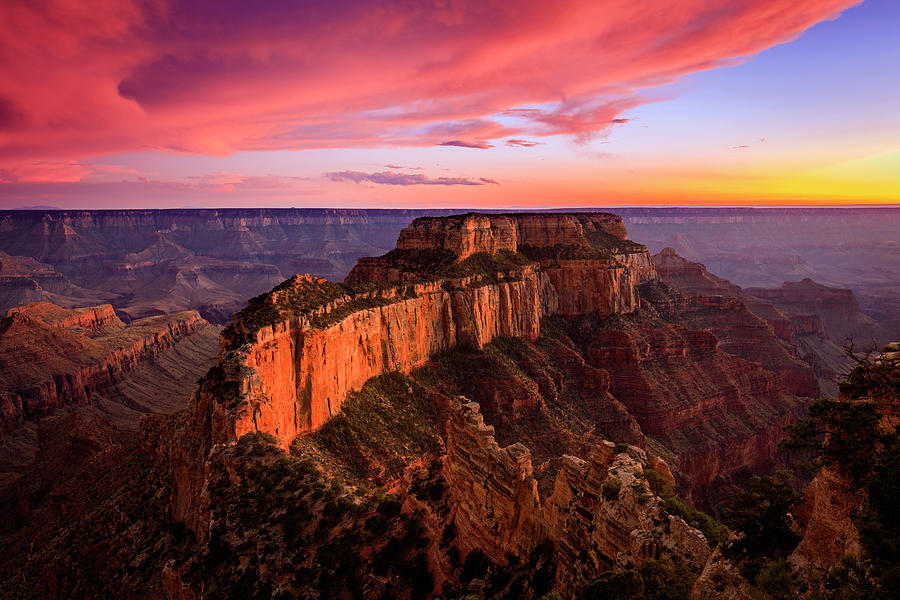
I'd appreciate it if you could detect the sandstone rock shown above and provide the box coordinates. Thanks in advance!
[690,548,748,600]
[789,466,864,576]
[202,212,657,450]
[162,560,199,600]
[389,213,627,261]
[652,248,822,398]
[0,302,209,433]
[442,398,713,597]
[747,278,883,345]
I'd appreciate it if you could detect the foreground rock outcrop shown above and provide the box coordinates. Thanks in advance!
[442,398,712,598]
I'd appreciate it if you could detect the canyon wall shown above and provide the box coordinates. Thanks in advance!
[3,206,896,330]
[207,213,654,448]
[230,272,555,443]
[0,302,209,432]
[391,212,627,259]
[652,247,842,396]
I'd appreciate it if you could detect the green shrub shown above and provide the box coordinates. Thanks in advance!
[725,470,799,560]
[582,569,643,600]
[601,478,622,501]
[638,558,695,600]
[643,467,729,546]
[755,560,793,599]
[823,555,878,600]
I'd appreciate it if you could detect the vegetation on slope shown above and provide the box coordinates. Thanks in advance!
[292,372,443,482]
[642,467,729,547]
[224,274,407,341]
[224,248,536,342]
[197,433,438,600]
[582,558,696,600]
[731,342,900,599]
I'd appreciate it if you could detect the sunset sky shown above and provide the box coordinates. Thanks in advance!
[1,0,897,209]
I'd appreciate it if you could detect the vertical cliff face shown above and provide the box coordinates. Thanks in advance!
[201,213,655,450]
[391,212,628,260]
[5,302,123,331]
[228,273,554,443]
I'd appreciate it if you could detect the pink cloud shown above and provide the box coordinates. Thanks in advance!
[505,139,543,147]
[0,161,140,184]
[438,140,494,149]
[0,162,91,184]
[0,0,859,171]
[383,164,423,170]
[327,170,498,186]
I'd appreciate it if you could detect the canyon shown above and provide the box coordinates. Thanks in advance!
[209,213,652,447]
[0,301,220,536]
[652,247,849,396]
[0,209,896,599]
[0,302,209,431]
[0,209,458,322]
[154,212,818,597]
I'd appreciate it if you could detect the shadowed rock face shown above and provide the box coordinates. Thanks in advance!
[652,247,828,397]
[746,278,884,345]
[619,207,900,345]
[442,399,710,598]
[0,300,220,542]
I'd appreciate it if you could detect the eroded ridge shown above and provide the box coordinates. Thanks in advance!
[197,212,656,450]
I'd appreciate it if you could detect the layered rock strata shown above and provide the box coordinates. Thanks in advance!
[746,278,883,345]
[206,213,656,449]
[0,302,208,432]
[442,398,712,598]
[652,247,838,396]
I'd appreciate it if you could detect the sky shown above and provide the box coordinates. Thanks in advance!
[0,0,898,209]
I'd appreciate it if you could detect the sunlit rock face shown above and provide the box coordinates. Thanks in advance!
[204,212,656,450]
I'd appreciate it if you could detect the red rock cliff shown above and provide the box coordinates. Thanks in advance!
[202,213,656,450]
[389,212,627,260]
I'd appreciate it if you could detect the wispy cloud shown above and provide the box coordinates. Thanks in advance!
[505,139,543,147]
[438,140,494,149]
[327,170,499,186]
[383,164,423,170]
